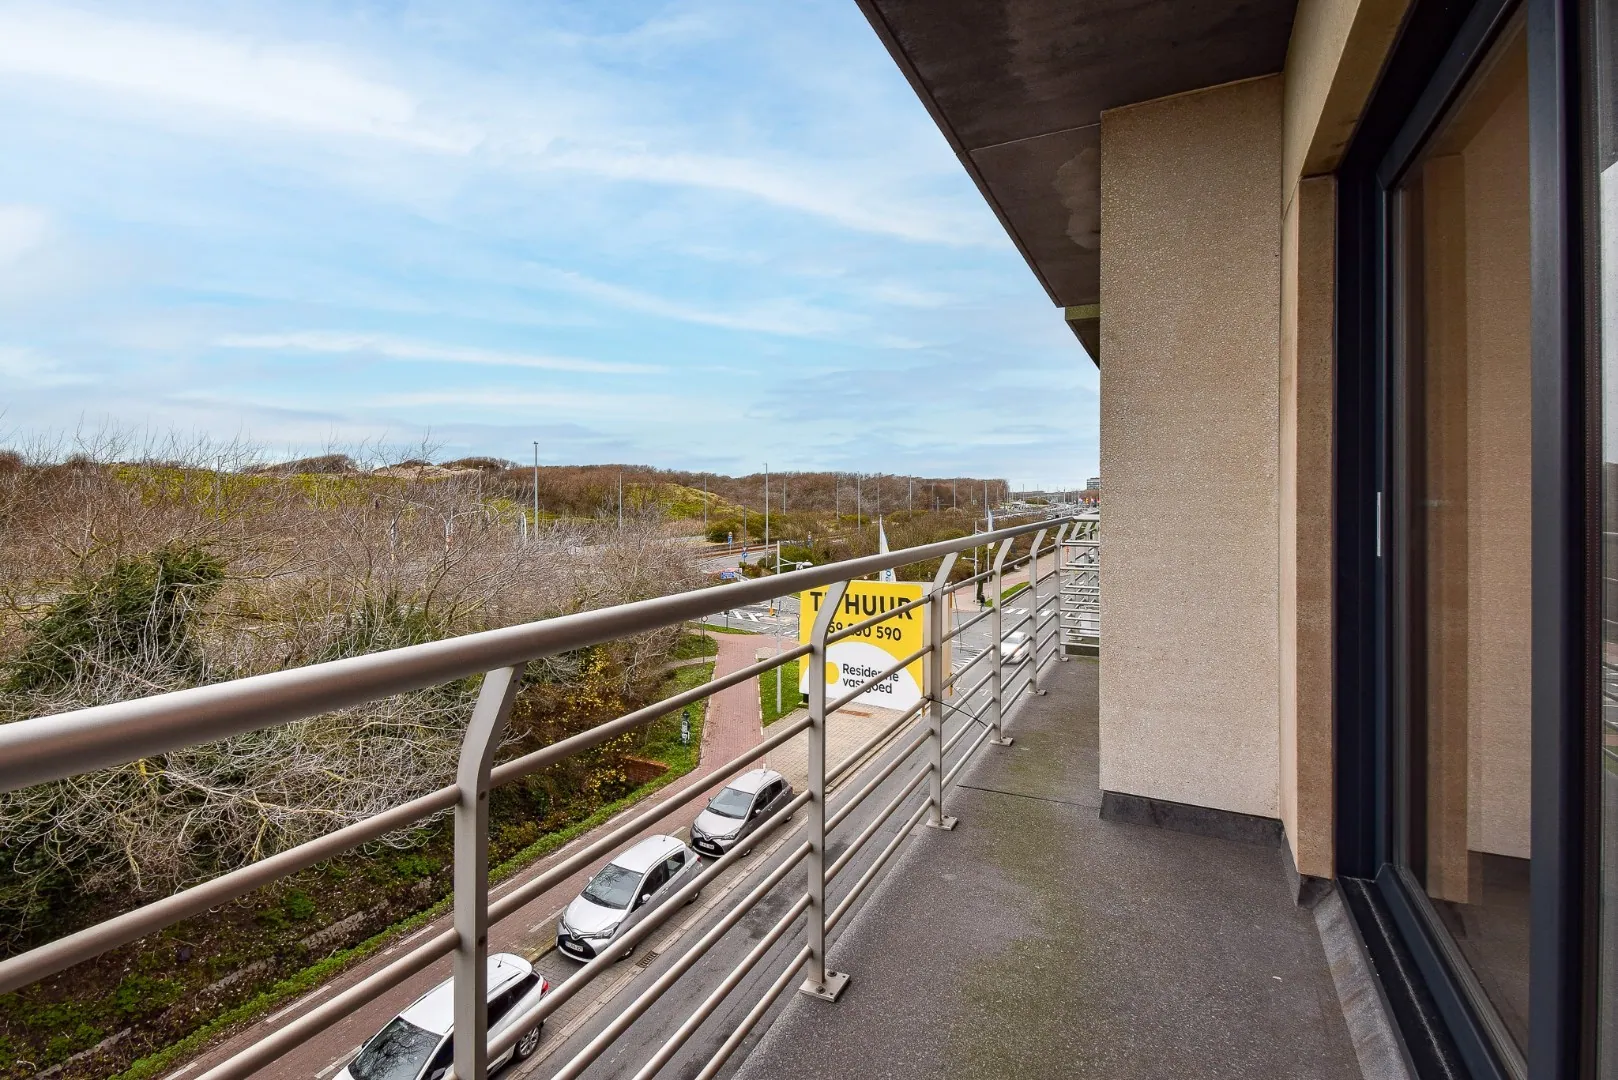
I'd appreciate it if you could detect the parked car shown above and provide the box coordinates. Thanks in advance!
[338,953,547,1080]
[1000,630,1032,664]
[689,769,793,857]
[556,835,702,962]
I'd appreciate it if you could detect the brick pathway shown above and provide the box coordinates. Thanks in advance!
[167,630,784,1080]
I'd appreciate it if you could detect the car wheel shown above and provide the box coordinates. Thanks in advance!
[514,1024,543,1060]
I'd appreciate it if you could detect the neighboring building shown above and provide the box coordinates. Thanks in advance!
[856,0,1610,1074]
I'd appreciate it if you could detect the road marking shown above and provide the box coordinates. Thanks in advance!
[266,983,330,1024]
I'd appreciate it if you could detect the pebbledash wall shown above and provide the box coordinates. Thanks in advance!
[1097,74,1285,824]
[1095,0,1412,879]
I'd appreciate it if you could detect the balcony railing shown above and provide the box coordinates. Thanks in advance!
[0,515,1079,1080]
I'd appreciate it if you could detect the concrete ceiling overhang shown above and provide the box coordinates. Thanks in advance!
[856,0,1299,366]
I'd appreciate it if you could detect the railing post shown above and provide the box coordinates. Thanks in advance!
[1025,528,1049,696]
[1050,523,1071,663]
[927,553,959,830]
[452,666,523,1080]
[989,537,1015,746]
[801,581,848,1003]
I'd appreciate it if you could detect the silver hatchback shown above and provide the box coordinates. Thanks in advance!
[689,768,793,858]
[556,834,701,961]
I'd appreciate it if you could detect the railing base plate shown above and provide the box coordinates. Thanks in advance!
[800,971,850,1002]
[989,735,1015,746]
[927,815,959,831]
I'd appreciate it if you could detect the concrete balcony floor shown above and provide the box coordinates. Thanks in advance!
[732,658,1380,1080]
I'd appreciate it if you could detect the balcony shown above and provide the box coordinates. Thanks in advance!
[0,516,1398,1080]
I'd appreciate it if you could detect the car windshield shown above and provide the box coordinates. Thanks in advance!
[349,1018,441,1080]
[581,864,641,909]
[707,787,755,819]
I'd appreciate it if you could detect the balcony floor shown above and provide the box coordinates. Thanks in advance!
[732,657,1368,1080]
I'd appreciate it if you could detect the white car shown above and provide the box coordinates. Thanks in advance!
[1000,630,1031,664]
[556,835,702,962]
[338,953,548,1080]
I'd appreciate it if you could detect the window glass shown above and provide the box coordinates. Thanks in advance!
[349,1019,442,1080]
[708,787,753,818]
[581,864,640,909]
[1593,0,1618,1066]
[1391,11,1532,1059]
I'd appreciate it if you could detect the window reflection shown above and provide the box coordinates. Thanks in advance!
[1393,13,1532,1057]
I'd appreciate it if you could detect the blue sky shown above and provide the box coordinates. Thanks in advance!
[0,1,1098,487]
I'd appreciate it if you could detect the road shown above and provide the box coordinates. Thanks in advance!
[158,555,1060,1080]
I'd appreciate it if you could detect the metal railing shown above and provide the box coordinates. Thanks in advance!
[0,515,1077,1080]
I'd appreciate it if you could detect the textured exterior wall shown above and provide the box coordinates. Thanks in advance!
[1279,175,1336,877]
[1098,76,1283,819]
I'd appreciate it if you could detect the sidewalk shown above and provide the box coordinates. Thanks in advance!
[164,630,779,1080]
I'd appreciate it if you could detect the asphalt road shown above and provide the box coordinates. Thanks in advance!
[506,642,1052,1080]
[159,566,1059,1080]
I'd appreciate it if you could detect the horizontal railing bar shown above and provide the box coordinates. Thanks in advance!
[696,945,811,1080]
[942,709,984,755]
[1,517,1072,793]
[487,715,812,925]
[944,604,994,642]
[940,643,993,692]
[825,592,932,645]
[632,892,811,1080]
[549,844,813,1080]
[826,643,930,715]
[827,726,931,832]
[828,800,931,932]
[0,782,459,994]
[488,647,810,788]
[936,671,993,729]
[944,723,996,789]
[482,788,811,1064]
[825,767,929,883]
[826,697,926,786]
[197,927,456,1080]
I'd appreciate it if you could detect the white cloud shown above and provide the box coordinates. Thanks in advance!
[0,345,91,386]
[369,388,678,414]
[0,8,994,247]
[539,268,853,336]
[540,146,997,247]
[216,331,659,375]
[0,204,50,266]
[0,5,475,151]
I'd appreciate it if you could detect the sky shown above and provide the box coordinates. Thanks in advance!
[0,0,1099,488]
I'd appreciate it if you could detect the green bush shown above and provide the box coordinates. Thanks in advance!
[5,545,225,693]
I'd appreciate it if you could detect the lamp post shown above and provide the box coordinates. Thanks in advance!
[531,441,539,542]
[764,463,770,552]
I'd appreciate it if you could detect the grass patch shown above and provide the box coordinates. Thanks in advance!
[114,663,718,1080]
[759,659,801,726]
[636,662,713,775]
[671,631,718,660]
[999,581,1029,604]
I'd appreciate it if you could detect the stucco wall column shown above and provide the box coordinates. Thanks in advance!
[1098,76,1283,820]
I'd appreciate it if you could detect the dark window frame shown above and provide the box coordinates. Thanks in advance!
[1333,0,1595,1073]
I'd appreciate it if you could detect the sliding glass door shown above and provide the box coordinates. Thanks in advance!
[1388,12,1534,1070]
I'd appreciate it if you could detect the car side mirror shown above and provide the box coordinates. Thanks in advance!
[428,1069,448,1080]
[638,893,652,908]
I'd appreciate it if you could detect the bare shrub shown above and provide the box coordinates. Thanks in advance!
[0,435,703,946]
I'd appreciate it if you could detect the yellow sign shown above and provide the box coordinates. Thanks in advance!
[799,581,927,710]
